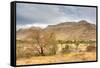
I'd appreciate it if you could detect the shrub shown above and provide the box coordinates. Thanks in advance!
[86,45,96,52]
[61,45,71,54]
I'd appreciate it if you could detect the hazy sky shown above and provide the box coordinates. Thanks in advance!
[16,3,96,29]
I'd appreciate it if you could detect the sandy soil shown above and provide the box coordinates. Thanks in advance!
[16,52,96,65]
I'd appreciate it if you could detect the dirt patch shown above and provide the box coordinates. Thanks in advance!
[16,52,96,65]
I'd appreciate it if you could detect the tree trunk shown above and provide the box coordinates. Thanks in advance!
[40,47,45,56]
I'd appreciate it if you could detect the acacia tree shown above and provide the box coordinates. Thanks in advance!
[33,30,57,56]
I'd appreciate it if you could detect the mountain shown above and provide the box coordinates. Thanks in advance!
[16,27,42,41]
[17,20,96,41]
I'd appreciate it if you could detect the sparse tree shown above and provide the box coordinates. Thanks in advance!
[32,30,57,56]
[74,40,80,51]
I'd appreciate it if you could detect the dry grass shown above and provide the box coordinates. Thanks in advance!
[16,52,96,65]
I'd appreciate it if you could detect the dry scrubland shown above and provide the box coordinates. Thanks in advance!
[17,52,96,65]
[16,39,96,65]
[16,20,96,65]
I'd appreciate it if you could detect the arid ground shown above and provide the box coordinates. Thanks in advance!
[17,51,96,65]
[16,20,96,65]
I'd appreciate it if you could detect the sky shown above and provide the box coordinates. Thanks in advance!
[16,3,96,30]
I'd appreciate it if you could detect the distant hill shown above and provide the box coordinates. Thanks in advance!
[17,20,96,41]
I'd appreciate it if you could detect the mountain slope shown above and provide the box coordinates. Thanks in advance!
[17,20,96,41]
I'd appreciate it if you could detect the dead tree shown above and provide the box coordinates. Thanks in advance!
[33,30,56,56]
